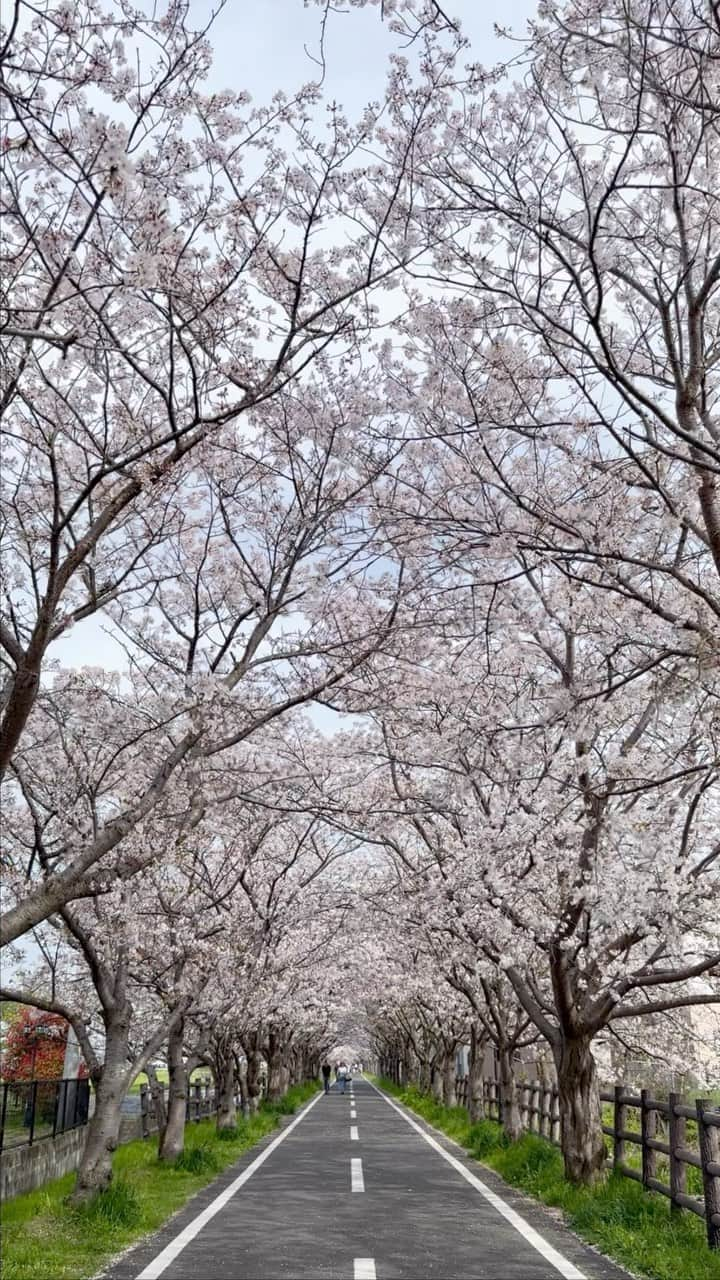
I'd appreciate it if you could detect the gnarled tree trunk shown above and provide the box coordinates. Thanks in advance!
[431,1057,444,1101]
[442,1049,457,1107]
[71,1010,130,1203]
[553,1034,606,1185]
[215,1040,237,1131]
[236,1055,251,1117]
[468,1024,486,1122]
[498,1046,522,1141]
[266,1031,286,1101]
[159,1020,187,1161]
[246,1048,264,1112]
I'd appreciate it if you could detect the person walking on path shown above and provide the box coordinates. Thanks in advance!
[321,1061,332,1094]
[337,1062,350,1094]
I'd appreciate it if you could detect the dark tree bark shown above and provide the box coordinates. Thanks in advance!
[158,1019,188,1161]
[553,1034,607,1184]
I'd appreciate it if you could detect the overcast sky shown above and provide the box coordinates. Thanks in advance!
[54,0,538,678]
[194,0,538,114]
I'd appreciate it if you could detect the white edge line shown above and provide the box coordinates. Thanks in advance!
[368,1081,585,1280]
[135,1090,324,1279]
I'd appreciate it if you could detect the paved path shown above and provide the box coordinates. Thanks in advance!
[102,1079,633,1280]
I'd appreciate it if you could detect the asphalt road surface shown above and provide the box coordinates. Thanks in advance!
[102,1078,634,1280]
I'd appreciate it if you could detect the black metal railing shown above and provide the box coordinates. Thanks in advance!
[0,1077,91,1152]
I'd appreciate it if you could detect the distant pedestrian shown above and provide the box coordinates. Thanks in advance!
[337,1061,351,1094]
[321,1061,332,1094]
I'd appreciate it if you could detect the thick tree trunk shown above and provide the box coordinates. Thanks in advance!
[215,1044,237,1131]
[159,1021,187,1161]
[553,1034,606,1185]
[237,1056,251,1117]
[498,1046,522,1141]
[468,1025,486,1122]
[443,1050,457,1107]
[431,1059,444,1101]
[246,1049,264,1112]
[71,1013,130,1202]
[266,1033,286,1101]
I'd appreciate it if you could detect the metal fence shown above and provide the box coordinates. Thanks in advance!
[455,1074,720,1250]
[0,1076,229,1151]
[0,1077,91,1152]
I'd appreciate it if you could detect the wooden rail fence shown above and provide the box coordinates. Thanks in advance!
[453,1075,720,1250]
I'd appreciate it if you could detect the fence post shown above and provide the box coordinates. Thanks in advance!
[641,1089,657,1188]
[53,1080,63,1139]
[0,1082,7,1154]
[668,1092,686,1214]
[520,1084,530,1130]
[79,1078,90,1127]
[541,1087,550,1138]
[696,1100,720,1251]
[551,1086,560,1146]
[194,1081,201,1122]
[531,1081,541,1133]
[613,1084,626,1170]
[27,1080,38,1146]
[140,1084,149,1139]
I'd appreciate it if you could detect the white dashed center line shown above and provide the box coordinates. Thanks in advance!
[351,1108,357,1119]
[354,1260,376,1279]
[351,1157,365,1192]
[350,1125,359,1140]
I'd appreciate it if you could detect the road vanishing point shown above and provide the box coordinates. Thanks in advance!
[102,1079,633,1280]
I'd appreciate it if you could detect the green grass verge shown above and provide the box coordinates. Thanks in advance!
[375,1079,720,1280]
[1,1080,319,1280]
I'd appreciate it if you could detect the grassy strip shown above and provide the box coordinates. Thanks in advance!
[1,1080,320,1280]
[375,1079,720,1280]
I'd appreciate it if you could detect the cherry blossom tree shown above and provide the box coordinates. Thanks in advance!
[342,554,720,1181]
[0,0,454,943]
